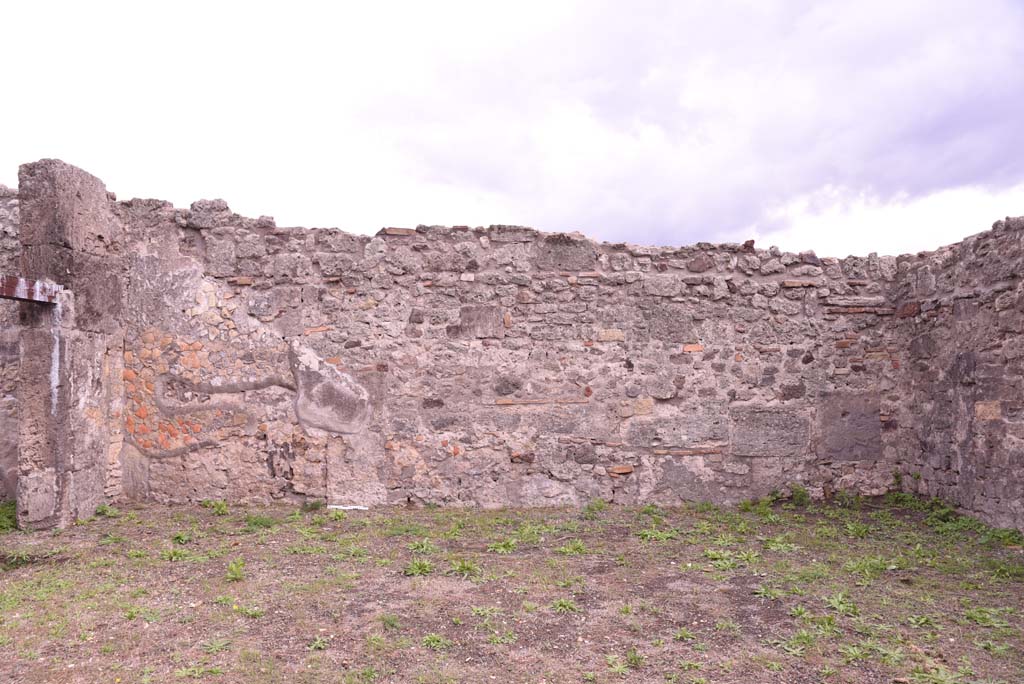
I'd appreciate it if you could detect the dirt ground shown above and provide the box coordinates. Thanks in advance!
[1,493,1022,684]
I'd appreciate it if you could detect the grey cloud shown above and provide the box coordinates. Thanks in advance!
[379,0,1024,246]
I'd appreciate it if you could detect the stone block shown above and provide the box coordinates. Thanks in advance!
[975,401,1002,421]
[16,469,57,528]
[291,345,371,434]
[817,393,882,462]
[450,305,505,339]
[533,233,596,271]
[627,410,728,448]
[597,328,625,342]
[17,159,122,254]
[730,405,810,458]
[644,273,680,297]
[646,302,696,343]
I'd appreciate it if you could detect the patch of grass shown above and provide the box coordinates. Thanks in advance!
[637,526,679,542]
[403,559,434,576]
[624,646,644,669]
[551,598,579,614]
[844,555,895,582]
[408,538,439,554]
[161,548,191,562]
[94,504,121,518]
[844,521,873,539]
[235,605,264,619]
[308,635,329,651]
[379,614,401,631]
[823,592,858,616]
[487,630,517,645]
[764,534,798,553]
[243,514,278,531]
[673,627,695,641]
[383,520,429,537]
[175,664,224,679]
[172,531,194,545]
[201,499,229,516]
[908,614,938,629]
[582,499,608,520]
[0,500,15,532]
[447,559,480,579]
[963,606,1010,629]
[556,539,588,556]
[421,633,453,651]
[487,538,518,554]
[789,484,811,507]
[225,558,245,582]
[202,638,232,654]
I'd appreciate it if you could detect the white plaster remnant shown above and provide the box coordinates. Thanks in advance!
[50,300,62,415]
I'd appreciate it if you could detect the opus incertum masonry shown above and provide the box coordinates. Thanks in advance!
[1,160,1021,531]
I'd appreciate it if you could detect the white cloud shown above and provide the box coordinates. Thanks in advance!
[755,182,1024,258]
[1,0,1022,255]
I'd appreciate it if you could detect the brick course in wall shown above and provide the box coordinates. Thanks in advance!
[5,160,1022,530]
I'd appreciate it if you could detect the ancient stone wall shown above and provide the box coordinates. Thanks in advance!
[15,161,126,529]
[0,183,19,499]
[111,190,906,510]
[5,160,1022,530]
[892,219,1024,529]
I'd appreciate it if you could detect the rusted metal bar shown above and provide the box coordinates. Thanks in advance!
[0,275,63,304]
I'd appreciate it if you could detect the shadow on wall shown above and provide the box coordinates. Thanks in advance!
[0,332,17,500]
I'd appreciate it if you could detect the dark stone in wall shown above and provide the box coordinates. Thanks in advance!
[533,234,596,271]
[818,393,882,462]
[449,305,504,339]
[730,406,810,458]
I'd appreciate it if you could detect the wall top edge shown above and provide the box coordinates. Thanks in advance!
[13,158,1024,266]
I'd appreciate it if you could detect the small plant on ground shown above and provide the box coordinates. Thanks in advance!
[582,499,607,520]
[422,633,452,651]
[824,592,858,616]
[175,665,224,679]
[407,538,439,554]
[243,514,277,531]
[201,638,231,654]
[556,539,588,555]
[447,558,480,579]
[95,504,121,518]
[673,627,695,641]
[403,559,433,576]
[225,558,245,582]
[172,531,193,545]
[379,614,401,631]
[487,538,518,554]
[161,548,189,562]
[789,484,811,507]
[551,598,579,614]
[201,499,229,516]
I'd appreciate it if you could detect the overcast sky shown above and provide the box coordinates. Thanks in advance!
[2,1,1023,258]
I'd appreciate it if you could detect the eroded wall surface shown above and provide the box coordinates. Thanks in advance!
[894,218,1024,529]
[8,160,1023,530]
[0,184,19,499]
[15,161,126,529]
[112,196,908,509]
